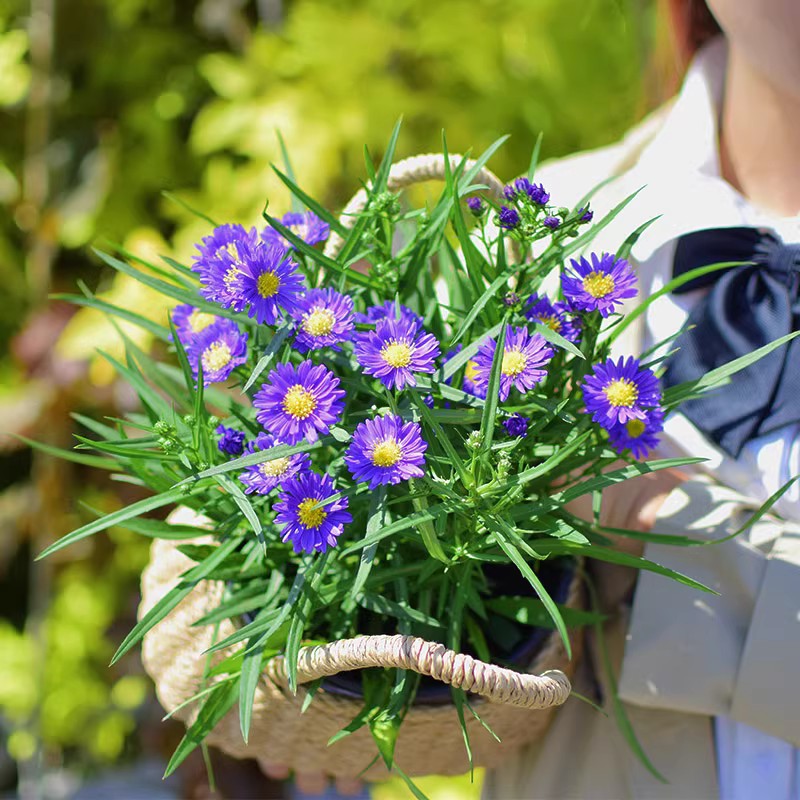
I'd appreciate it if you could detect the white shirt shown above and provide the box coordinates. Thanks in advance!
[626,38,800,800]
[627,37,800,523]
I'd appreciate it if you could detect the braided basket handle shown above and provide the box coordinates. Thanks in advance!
[266,633,571,710]
[323,153,515,261]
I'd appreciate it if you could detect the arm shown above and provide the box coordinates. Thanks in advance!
[617,475,800,747]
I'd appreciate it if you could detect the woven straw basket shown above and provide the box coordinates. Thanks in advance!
[140,155,582,779]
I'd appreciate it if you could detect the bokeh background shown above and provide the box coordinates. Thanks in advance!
[0,1,673,797]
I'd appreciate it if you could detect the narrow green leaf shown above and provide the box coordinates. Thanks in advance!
[243,324,292,392]
[162,191,219,227]
[526,132,544,181]
[163,680,237,778]
[11,434,118,470]
[37,486,192,559]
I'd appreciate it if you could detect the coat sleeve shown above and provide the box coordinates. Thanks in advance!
[617,476,800,746]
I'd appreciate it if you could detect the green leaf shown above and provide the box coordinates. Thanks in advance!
[372,116,403,194]
[450,271,511,344]
[477,318,508,461]
[51,293,171,342]
[177,438,323,484]
[349,486,388,602]
[608,260,748,343]
[531,321,584,359]
[242,323,292,392]
[486,596,605,628]
[357,593,443,629]
[163,680,237,778]
[162,191,219,227]
[272,165,345,234]
[37,486,193,559]
[11,434,118,470]
[113,537,241,665]
[526,132,544,181]
[664,331,800,408]
[483,516,572,659]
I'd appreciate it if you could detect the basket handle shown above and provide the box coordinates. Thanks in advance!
[266,633,571,710]
[322,152,515,261]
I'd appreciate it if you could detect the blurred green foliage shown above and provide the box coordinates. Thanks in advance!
[0,0,656,779]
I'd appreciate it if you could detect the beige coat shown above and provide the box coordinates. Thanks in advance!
[483,105,800,798]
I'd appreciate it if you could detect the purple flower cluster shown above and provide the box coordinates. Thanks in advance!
[239,432,311,494]
[191,215,329,325]
[582,356,663,458]
[291,288,354,353]
[524,294,581,343]
[216,425,246,456]
[274,472,351,554]
[472,326,554,402]
[262,211,330,251]
[186,319,248,385]
[254,360,345,445]
[345,414,427,489]
[355,316,440,390]
[355,300,424,332]
[498,206,520,230]
[562,252,637,317]
[504,178,550,206]
[502,413,529,438]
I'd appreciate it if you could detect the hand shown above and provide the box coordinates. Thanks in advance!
[564,462,688,610]
[260,762,364,796]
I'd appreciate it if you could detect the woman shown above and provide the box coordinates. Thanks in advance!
[484,1,800,797]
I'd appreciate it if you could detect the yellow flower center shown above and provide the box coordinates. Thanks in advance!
[257,270,281,298]
[201,341,232,373]
[371,438,403,467]
[582,271,615,299]
[297,498,327,529]
[282,384,317,419]
[188,310,216,333]
[381,341,413,368]
[259,457,289,477]
[223,265,240,288]
[537,314,562,333]
[625,418,646,438]
[501,348,528,377]
[604,378,638,408]
[302,308,336,337]
[464,360,479,381]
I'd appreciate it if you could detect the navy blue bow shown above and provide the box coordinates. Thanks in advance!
[661,227,800,457]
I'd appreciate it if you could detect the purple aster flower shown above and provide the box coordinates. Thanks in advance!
[503,291,521,308]
[467,196,485,216]
[345,414,427,489]
[607,406,664,460]
[543,215,561,230]
[234,243,305,325]
[524,294,581,343]
[528,182,550,205]
[239,432,311,494]
[192,224,258,311]
[472,326,554,402]
[561,252,638,317]
[578,205,594,223]
[498,206,520,230]
[462,359,484,398]
[290,288,354,353]
[215,424,246,457]
[354,300,424,333]
[355,316,440,391]
[423,394,435,409]
[262,211,330,251]
[273,472,351,554]
[582,356,662,428]
[186,319,248,385]
[502,413,529,438]
[253,360,345,445]
[171,304,220,345]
